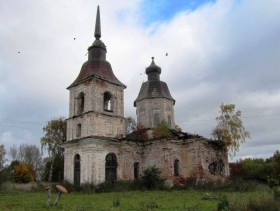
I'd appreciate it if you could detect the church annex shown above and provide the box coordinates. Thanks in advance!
[63,6,229,186]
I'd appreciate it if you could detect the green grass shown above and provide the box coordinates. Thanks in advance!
[0,181,279,211]
[0,190,217,210]
[0,190,278,211]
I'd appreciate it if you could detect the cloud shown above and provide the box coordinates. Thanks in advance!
[0,0,280,161]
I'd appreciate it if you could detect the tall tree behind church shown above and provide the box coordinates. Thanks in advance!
[212,103,250,157]
[41,117,66,181]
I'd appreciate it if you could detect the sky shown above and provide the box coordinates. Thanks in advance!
[0,0,280,162]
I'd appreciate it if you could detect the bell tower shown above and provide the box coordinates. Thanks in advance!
[66,6,126,141]
[134,57,175,129]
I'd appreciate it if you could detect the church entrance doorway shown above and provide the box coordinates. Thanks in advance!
[105,153,117,183]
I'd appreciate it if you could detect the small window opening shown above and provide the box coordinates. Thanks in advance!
[134,162,140,180]
[76,124,81,137]
[174,159,180,176]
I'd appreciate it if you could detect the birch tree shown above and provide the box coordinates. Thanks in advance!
[212,103,250,156]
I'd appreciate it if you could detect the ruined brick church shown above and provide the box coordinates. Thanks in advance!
[64,6,229,186]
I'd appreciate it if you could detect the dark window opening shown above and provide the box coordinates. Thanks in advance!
[76,124,81,137]
[74,154,81,186]
[77,92,85,114]
[105,153,117,183]
[208,159,225,176]
[104,92,113,111]
[174,159,180,176]
[134,162,140,180]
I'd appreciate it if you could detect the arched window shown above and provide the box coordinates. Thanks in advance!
[76,123,81,137]
[104,92,113,111]
[105,153,117,183]
[174,159,180,176]
[74,154,81,186]
[134,162,140,180]
[77,92,85,114]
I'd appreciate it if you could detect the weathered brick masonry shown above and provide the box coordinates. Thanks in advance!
[64,6,229,186]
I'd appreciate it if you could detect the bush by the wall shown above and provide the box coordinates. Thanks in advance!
[140,166,165,190]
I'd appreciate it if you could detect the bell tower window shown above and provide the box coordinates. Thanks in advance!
[76,123,81,137]
[77,92,85,114]
[104,92,113,112]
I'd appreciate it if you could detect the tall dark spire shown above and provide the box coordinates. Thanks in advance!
[94,5,101,39]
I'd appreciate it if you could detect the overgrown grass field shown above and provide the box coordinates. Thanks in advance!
[0,181,279,210]
[0,189,278,210]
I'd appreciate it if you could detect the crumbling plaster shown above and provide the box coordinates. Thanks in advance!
[64,137,229,185]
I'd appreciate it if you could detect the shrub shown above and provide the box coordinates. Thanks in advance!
[153,121,172,139]
[267,176,280,200]
[217,196,230,211]
[140,166,165,190]
[126,124,148,142]
[13,163,35,183]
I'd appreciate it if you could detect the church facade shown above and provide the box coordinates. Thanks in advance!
[63,6,229,186]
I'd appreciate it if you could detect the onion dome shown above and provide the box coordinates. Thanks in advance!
[134,57,175,106]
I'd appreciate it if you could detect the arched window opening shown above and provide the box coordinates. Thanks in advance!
[104,92,113,111]
[74,154,81,186]
[105,153,117,183]
[134,162,140,180]
[76,123,81,137]
[174,159,180,176]
[77,92,85,114]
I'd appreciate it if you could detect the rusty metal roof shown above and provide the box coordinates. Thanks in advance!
[67,6,125,89]
[134,58,175,106]
[68,60,125,88]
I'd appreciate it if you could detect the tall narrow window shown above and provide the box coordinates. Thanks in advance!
[174,159,180,176]
[168,115,171,128]
[105,153,117,183]
[134,162,140,180]
[154,113,159,127]
[74,154,81,186]
[76,124,81,137]
[77,92,85,114]
[104,92,113,111]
